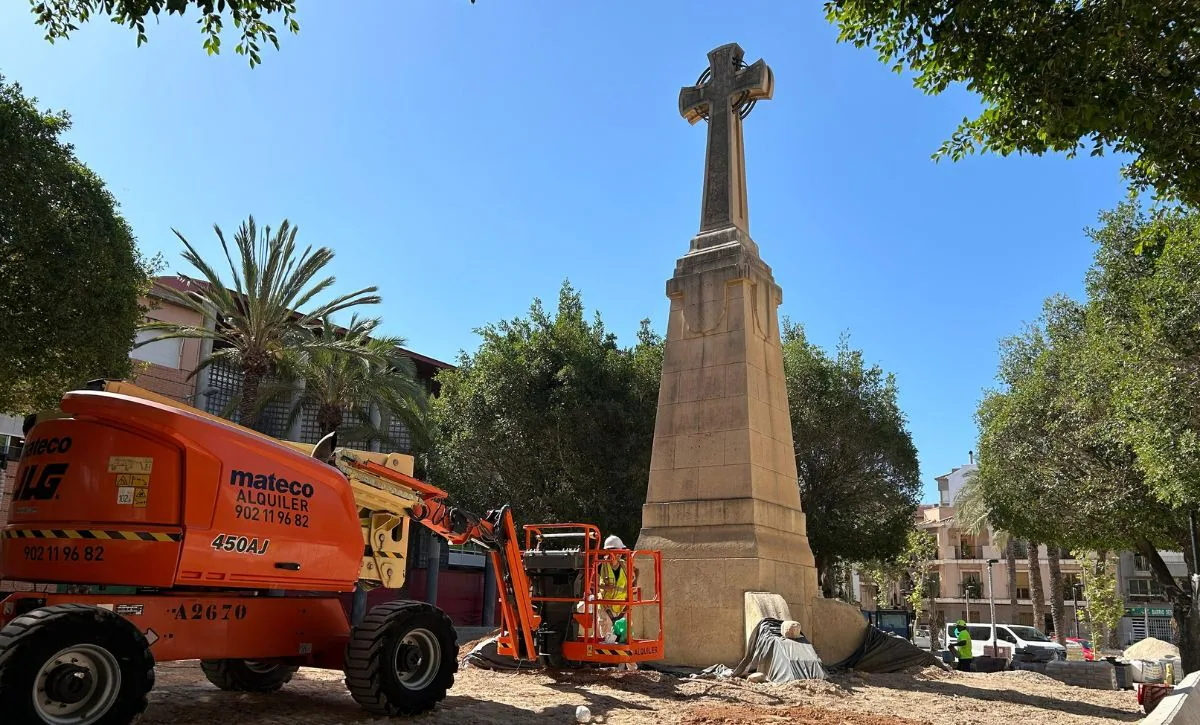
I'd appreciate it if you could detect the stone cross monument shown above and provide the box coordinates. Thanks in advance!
[635,42,819,667]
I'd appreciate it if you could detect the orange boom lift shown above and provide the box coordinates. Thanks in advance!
[0,382,663,724]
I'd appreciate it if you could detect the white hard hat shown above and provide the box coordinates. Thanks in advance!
[603,535,625,550]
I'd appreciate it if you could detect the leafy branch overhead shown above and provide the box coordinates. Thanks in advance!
[28,0,476,67]
[824,1,1200,205]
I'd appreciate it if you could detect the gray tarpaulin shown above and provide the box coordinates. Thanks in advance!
[461,635,539,671]
[731,617,828,682]
[829,625,946,674]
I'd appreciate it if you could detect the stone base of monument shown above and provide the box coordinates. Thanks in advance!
[744,591,791,645]
[632,539,816,667]
[808,597,870,665]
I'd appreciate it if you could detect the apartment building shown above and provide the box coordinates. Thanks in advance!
[860,460,1189,647]
[918,500,1087,636]
[1115,550,1187,645]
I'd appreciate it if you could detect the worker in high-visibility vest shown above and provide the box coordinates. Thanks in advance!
[951,620,974,671]
[598,535,632,642]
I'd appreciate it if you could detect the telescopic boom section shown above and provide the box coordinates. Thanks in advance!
[341,459,541,661]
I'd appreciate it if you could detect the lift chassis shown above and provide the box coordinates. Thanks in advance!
[0,382,664,724]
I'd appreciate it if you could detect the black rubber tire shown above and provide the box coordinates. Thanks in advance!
[343,600,458,716]
[199,659,299,692]
[0,603,155,725]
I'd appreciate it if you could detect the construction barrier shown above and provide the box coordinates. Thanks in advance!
[1143,670,1200,725]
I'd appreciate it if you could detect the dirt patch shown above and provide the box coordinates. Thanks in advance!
[140,660,1143,725]
[679,703,930,725]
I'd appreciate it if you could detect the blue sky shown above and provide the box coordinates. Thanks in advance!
[1,2,1130,502]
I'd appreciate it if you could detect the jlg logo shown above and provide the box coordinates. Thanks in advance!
[13,463,69,501]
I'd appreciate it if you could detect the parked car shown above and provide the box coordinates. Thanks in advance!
[913,625,932,650]
[1065,637,1097,661]
[944,623,1066,662]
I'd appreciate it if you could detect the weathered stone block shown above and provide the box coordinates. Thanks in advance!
[646,467,699,503]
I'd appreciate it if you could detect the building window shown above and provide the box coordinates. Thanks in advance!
[925,572,941,598]
[1010,541,1029,558]
[201,355,292,439]
[1128,578,1164,597]
[1015,571,1031,600]
[1061,573,1084,600]
[130,329,183,369]
[961,574,982,599]
[385,417,412,454]
[959,538,981,559]
[1134,554,1151,572]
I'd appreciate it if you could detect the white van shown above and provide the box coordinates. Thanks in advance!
[944,623,1066,662]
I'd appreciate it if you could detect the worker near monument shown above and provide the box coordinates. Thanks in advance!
[598,535,634,642]
[950,619,973,671]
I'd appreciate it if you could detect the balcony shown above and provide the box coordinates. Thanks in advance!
[959,544,982,559]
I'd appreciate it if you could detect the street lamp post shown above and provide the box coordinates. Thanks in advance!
[1072,583,1083,640]
[987,559,999,655]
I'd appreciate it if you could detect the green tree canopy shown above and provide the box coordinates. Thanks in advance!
[1085,203,1200,508]
[781,321,922,595]
[975,203,1200,666]
[0,73,156,414]
[261,314,431,450]
[824,1,1200,205]
[424,281,662,546]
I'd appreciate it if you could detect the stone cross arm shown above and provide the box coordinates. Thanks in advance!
[678,51,774,125]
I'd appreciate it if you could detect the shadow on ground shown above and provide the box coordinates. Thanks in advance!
[544,668,793,707]
[837,675,1141,722]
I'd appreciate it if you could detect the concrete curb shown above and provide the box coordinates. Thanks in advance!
[1143,671,1200,724]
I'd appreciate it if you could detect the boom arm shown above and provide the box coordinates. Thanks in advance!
[341,458,542,661]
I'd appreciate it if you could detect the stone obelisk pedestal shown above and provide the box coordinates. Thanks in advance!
[635,42,818,667]
[636,228,818,667]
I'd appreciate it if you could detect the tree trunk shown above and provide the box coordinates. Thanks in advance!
[1028,540,1046,633]
[1138,538,1199,672]
[1006,540,1019,622]
[317,404,343,438]
[238,364,267,429]
[1047,545,1066,645]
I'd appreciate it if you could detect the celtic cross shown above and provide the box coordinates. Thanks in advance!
[679,43,774,237]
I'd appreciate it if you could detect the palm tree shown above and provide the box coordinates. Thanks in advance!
[1005,539,1019,621]
[1047,545,1067,644]
[954,473,1019,620]
[136,216,380,428]
[263,315,430,449]
[1029,540,1046,633]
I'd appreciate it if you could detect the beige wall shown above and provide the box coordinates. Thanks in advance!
[129,285,206,404]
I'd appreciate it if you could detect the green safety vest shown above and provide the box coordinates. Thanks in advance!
[954,627,972,659]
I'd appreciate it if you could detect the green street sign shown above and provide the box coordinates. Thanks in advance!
[1125,607,1172,617]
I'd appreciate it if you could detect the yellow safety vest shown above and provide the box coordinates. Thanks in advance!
[954,627,972,660]
[598,561,628,616]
